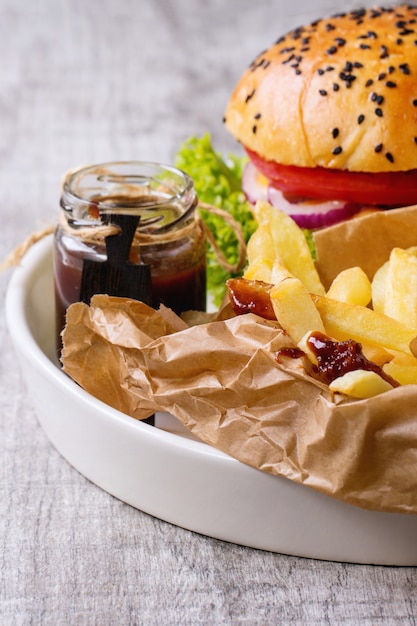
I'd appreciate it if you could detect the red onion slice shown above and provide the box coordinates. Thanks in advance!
[242,162,269,204]
[267,186,362,228]
[242,162,362,228]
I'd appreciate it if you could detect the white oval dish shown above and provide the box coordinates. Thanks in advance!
[6,236,417,565]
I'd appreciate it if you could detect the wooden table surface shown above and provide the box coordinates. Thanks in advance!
[1,1,417,624]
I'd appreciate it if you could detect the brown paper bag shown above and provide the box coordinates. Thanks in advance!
[314,205,417,288]
[61,295,417,515]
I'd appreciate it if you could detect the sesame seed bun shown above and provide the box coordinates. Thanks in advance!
[224,5,417,173]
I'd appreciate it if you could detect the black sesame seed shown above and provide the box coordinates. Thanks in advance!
[375,108,383,117]
[252,125,257,134]
[250,58,267,71]
[378,72,386,80]
[353,62,364,68]
[371,92,384,104]
[254,113,261,119]
[357,114,365,124]
[327,46,338,55]
[326,66,335,72]
[333,146,343,155]
[365,79,374,87]
[295,69,302,75]
[333,83,340,91]
[388,65,395,73]
[326,23,336,31]
[414,137,417,144]
[318,68,325,75]
[335,37,346,46]
[386,81,397,88]
[332,128,339,138]
[399,63,411,75]
[319,89,328,96]
[245,89,255,103]
[291,28,304,41]
[380,45,389,59]
[375,144,383,153]
[386,152,394,163]
[291,27,304,41]
[413,99,417,106]
[360,43,371,49]
[340,72,356,84]
[396,38,404,44]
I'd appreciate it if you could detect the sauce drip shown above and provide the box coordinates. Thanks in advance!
[276,347,305,362]
[226,278,276,320]
[305,331,399,387]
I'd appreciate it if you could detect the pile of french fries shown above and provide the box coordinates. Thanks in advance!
[242,200,417,399]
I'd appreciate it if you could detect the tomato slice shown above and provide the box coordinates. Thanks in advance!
[246,149,417,207]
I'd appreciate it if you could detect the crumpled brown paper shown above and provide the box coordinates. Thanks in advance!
[314,204,417,289]
[61,294,417,515]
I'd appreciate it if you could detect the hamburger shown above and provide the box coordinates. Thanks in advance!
[223,4,417,229]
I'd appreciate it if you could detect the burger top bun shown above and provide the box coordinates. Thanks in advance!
[224,5,417,173]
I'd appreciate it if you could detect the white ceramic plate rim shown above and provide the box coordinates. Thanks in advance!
[6,235,417,566]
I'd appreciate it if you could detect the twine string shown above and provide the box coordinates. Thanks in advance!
[0,202,248,274]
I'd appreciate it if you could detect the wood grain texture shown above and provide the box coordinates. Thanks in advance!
[1,0,417,624]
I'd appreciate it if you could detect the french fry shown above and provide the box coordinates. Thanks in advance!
[361,344,393,367]
[383,352,417,386]
[371,261,388,314]
[252,198,274,223]
[251,201,325,295]
[270,259,293,284]
[384,247,417,327]
[226,278,276,320]
[246,221,275,266]
[270,278,325,345]
[329,370,394,398]
[372,246,417,316]
[244,256,293,285]
[311,294,417,356]
[243,257,273,282]
[297,330,319,364]
[326,266,372,306]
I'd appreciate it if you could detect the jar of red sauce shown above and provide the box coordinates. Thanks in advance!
[54,161,206,343]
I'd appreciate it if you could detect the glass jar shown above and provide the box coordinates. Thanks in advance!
[54,161,206,342]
